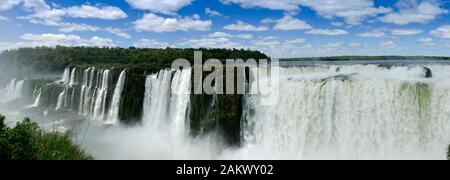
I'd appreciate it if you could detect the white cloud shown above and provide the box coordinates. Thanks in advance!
[64,5,127,20]
[22,0,49,12]
[251,36,281,46]
[273,16,312,31]
[224,21,268,31]
[287,38,306,44]
[105,27,131,39]
[21,33,81,42]
[0,15,8,21]
[133,39,171,48]
[181,37,245,49]
[350,42,367,47]
[18,3,127,27]
[58,23,100,33]
[391,29,422,36]
[133,13,212,33]
[357,29,386,38]
[209,32,233,38]
[58,24,130,39]
[208,32,254,40]
[379,1,448,25]
[306,29,348,36]
[205,7,221,17]
[380,40,397,48]
[430,25,450,39]
[221,0,392,25]
[9,33,116,48]
[236,34,253,39]
[417,38,435,46]
[261,18,275,24]
[18,8,65,26]
[331,22,344,27]
[126,0,192,14]
[0,0,22,11]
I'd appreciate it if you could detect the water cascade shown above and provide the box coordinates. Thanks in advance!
[142,69,192,136]
[241,65,450,160]
[106,70,127,124]
[5,79,26,101]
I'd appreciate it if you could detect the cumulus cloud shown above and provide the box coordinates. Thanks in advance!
[417,38,435,46]
[430,25,450,39]
[205,7,221,17]
[357,29,386,38]
[273,16,312,31]
[391,29,422,36]
[331,22,344,27]
[286,38,306,44]
[181,37,245,49]
[18,2,127,27]
[208,32,254,40]
[0,15,8,21]
[224,21,268,31]
[350,42,367,47]
[209,32,234,38]
[306,29,348,36]
[64,5,127,20]
[235,34,253,39]
[58,23,100,33]
[380,40,397,48]
[133,39,171,48]
[0,33,116,50]
[133,13,212,32]
[126,0,192,15]
[221,0,392,25]
[0,0,22,11]
[105,27,131,39]
[251,36,281,46]
[379,1,448,25]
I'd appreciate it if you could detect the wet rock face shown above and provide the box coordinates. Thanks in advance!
[423,67,432,78]
[448,145,450,160]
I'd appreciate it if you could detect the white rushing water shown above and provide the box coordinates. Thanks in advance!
[4,64,450,160]
[5,79,26,101]
[142,69,192,135]
[239,65,450,160]
[27,88,41,108]
[106,70,127,125]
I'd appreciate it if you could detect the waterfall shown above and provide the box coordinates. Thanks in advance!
[93,70,111,120]
[142,69,192,134]
[242,65,450,160]
[55,90,66,110]
[27,88,41,108]
[69,68,77,86]
[5,79,26,101]
[106,70,127,125]
[61,68,70,83]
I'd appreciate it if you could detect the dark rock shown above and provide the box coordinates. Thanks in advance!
[423,67,432,78]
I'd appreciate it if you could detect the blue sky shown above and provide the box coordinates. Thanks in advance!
[0,0,449,58]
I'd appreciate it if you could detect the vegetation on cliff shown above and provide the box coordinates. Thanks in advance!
[0,114,93,160]
[0,46,269,74]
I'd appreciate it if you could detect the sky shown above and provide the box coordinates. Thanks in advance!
[0,0,449,58]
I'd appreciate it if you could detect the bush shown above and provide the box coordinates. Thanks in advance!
[0,114,93,160]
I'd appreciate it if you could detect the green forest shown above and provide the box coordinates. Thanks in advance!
[0,46,269,73]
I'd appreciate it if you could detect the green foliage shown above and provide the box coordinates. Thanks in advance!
[0,114,93,160]
[0,46,269,74]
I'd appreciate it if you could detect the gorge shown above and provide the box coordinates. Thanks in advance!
[1,47,449,160]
